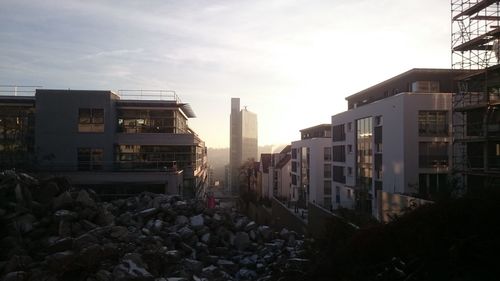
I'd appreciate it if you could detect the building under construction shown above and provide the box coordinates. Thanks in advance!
[451,0,500,191]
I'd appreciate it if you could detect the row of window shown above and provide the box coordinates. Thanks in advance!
[78,108,188,133]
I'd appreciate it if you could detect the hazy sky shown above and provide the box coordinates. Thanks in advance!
[0,0,451,148]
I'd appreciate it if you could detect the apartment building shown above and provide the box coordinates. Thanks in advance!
[0,89,208,198]
[259,145,292,200]
[331,69,470,219]
[291,124,332,209]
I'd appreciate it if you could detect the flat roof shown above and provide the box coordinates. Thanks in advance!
[345,68,472,101]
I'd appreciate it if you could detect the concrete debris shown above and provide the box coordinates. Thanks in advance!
[0,170,308,281]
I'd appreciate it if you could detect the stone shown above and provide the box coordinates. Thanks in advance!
[165,250,181,263]
[183,258,203,273]
[200,233,210,244]
[48,237,74,254]
[177,226,194,241]
[78,244,102,269]
[45,251,77,272]
[95,269,112,281]
[52,192,73,210]
[236,268,258,280]
[245,221,257,232]
[249,230,257,241]
[76,190,97,208]
[234,231,250,251]
[212,213,222,221]
[58,220,73,237]
[139,208,158,219]
[2,271,28,281]
[257,225,273,241]
[110,226,128,239]
[190,214,204,229]
[3,255,32,274]
[112,259,154,281]
[279,228,290,240]
[217,259,238,274]
[54,209,78,222]
[175,215,189,226]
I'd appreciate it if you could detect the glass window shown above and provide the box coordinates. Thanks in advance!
[418,111,448,136]
[419,142,448,168]
[324,180,331,195]
[79,108,104,132]
[77,148,103,171]
[324,147,332,161]
[324,164,332,178]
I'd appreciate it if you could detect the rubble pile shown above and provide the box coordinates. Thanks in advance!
[0,170,308,281]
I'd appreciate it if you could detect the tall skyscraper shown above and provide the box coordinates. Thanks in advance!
[229,98,258,194]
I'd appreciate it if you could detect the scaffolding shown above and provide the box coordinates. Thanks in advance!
[451,0,500,191]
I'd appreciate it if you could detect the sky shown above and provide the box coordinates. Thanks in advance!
[0,0,452,148]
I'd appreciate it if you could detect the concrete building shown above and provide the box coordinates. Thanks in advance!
[259,145,291,200]
[0,88,208,198]
[229,98,258,194]
[290,124,332,209]
[331,69,470,220]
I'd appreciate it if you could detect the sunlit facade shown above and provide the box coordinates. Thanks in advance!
[331,69,470,220]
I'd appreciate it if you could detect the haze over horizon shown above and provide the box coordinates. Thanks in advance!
[0,0,451,148]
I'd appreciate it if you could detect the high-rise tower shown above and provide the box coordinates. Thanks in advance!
[229,98,258,194]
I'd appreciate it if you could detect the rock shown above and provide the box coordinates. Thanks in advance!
[257,225,273,241]
[177,226,194,241]
[245,221,257,232]
[183,258,203,273]
[95,269,112,281]
[190,215,204,229]
[234,232,250,251]
[200,233,210,244]
[279,228,290,240]
[138,208,158,219]
[78,244,102,269]
[76,190,97,208]
[212,213,222,222]
[113,259,154,281]
[45,251,77,272]
[54,209,78,222]
[175,215,189,226]
[3,255,32,274]
[236,268,257,280]
[2,271,28,281]
[48,237,74,254]
[52,192,73,210]
[217,259,238,274]
[165,250,181,263]
[13,214,37,234]
[110,226,128,239]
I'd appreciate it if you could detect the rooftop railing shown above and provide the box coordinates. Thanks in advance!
[117,90,180,102]
[0,85,41,96]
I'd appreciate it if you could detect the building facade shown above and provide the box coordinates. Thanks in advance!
[331,69,470,219]
[290,124,332,209]
[0,88,208,198]
[229,98,258,194]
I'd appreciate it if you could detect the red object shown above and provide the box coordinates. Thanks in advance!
[207,195,216,209]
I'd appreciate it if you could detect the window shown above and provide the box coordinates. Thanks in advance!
[332,124,346,141]
[348,167,353,176]
[332,165,346,183]
[292,174,297,185]
[419,142,448,168]
[117,109,178,133]
[324,180,331,195]
[335,186,340,204]
[292,148,297,159]
[418,111,448,136]
[324,147,332,161]
[347,122,352,132]
[332,145,346,162]
[79,108,104,132]
[77,148,103,171]
[347,145,353,153]
[324,164,332,178]
[347,189,352,199]
[375,115,382,126]
[291,161,297,172]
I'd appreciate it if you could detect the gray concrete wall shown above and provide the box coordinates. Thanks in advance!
[35,90,116,171]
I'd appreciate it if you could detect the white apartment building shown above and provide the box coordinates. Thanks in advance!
[331,69,470,219]
[291,125,332,209]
